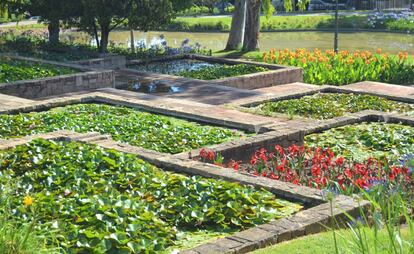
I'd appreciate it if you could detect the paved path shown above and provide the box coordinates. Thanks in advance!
[0,94,34,111]
[0,20,39,28]
[343,81,414,98]
[115,70,263,105]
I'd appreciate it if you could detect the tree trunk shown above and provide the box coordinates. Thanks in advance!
[130,29,135,53]
[48,19,60,44]
[99,22,110,53]
[225,0,247,50]
[243,0,261,51]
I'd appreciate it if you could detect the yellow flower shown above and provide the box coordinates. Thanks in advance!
[23,196,34,207]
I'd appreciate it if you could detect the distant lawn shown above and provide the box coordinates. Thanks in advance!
[167,14,414,33]
[171,15,336,31]
[252,227,411,254]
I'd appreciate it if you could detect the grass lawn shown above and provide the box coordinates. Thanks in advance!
[169,14,414,33]
[252,227,411,254]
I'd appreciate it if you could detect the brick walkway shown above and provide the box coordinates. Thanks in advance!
[115,69,264,105]
[0,94,34,111]
[343,81,414,98]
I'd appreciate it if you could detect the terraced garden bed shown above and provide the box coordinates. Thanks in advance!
[0,57,77,83]
[0,139,302,253]
[129,59,268,81]
[0,103,246,154]
[127,55,302,89]
[305,122,414,162]
[249,93,414,120]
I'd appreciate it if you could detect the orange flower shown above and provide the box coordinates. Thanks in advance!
[347,58,355,65]
[376,48,382,54]
[301,57,307,64]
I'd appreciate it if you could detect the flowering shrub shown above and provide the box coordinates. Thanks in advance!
[262,48,414,85]
[367,11,414,32]
[199,145,413,196]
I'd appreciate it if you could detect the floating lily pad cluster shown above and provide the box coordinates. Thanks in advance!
[0,139,302,253]
[253,93,414,120]
[0,104,244,154]
[178,64,269,80]
[0,57,77,83]
[305,122,414,162]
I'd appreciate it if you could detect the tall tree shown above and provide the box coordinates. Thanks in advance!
[225,0,246,50]
[226,0,308,51]
[75,0,192,53]
[7,0,80,44]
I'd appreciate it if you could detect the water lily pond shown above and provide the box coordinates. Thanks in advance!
[305,122,414,162]
[129,59,221,75]
[248,93,414,120]
[0,57,77,83]
[0,139,302,253]
[129,59,269,81]
[0,104,246,154]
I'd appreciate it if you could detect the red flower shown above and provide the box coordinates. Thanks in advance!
[207,151,215,161]
[311,165,321,176]
[199,149,208,159]
[288,144,299,156]
[276,164,285,172]
[275,145,284,156]
[344,168,353,178]
[335,157,345,166]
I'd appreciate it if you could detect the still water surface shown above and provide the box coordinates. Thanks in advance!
[65,30,414,54]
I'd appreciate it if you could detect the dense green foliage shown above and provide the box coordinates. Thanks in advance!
[254,93,414,120]
[0,193,56,254]
[0,32,99,61]
[263,48,414,85]
[0,139,301,253]
[305,122,414,162]
[0,33,209,62]
[163,14,414,33]
[0,57,76,83]
[0,104,244,154]
[178,64,268,80]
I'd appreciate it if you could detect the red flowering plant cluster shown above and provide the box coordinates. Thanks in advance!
[198,145,414,197]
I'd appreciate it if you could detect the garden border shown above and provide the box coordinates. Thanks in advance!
[126,54,303,89]
[0,130,370,254]
[0,55,115,99]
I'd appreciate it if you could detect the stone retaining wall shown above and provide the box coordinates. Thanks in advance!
[0,71,115,99]
[127,54,303,89]
[0,55,115,99]
[72,54,127,69]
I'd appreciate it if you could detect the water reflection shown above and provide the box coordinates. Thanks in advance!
[66,30,414,55]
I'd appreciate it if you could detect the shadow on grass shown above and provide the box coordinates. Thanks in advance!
[214,49,258,59]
